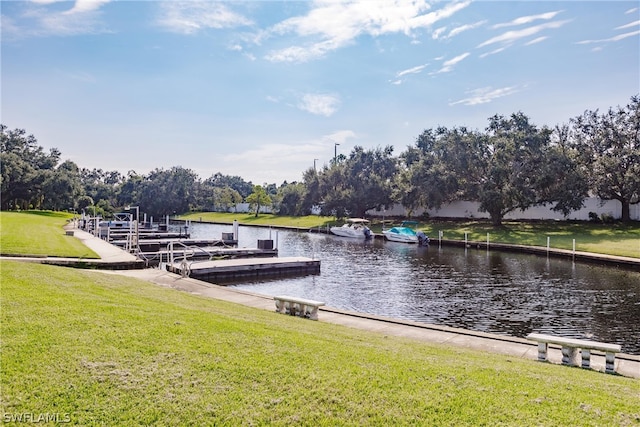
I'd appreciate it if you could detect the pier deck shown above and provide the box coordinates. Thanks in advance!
[167,256,320,282]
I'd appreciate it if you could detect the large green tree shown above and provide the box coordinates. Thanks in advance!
[204,172,253,199]
[403,114,587,225]
[277,182,308,216]
[478,113,586,225]
[0,125,60,210]
[570,95,640,222]
[138,167,199,217]
[399,126,485,215]
[317,146,397,219]
[80,168,122,213]
[214,186,243,212]
[41,160,83,211]
[246,185,272,217]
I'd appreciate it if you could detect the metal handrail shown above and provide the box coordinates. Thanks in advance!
[167,241,213,277]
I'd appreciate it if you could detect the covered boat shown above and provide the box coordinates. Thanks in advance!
[383,226,419,243]
[330,218,372,239]
[383,221,429,245]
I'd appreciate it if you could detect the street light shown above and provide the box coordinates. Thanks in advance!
[314,158,319,171]
[334,143,340,164]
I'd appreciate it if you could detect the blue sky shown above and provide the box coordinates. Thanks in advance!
[2,1,639,185]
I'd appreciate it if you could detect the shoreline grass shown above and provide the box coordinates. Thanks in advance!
[0,211,99,258]
[180,212,640,258]
[2,260,638,425]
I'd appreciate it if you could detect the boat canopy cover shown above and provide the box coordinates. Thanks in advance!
[346,218,370,224]
[388,227,417,236]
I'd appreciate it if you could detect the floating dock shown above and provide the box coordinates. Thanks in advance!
[166,256,320,283]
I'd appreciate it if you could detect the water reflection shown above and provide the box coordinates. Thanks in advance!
[187,222,640,354]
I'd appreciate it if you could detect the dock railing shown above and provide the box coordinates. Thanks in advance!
[166,241,214,277]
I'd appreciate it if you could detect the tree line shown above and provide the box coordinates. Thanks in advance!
[1,95,638,225]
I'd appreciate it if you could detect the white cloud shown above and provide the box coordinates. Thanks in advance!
[576,29,640,45]
[396,64,428,77]
[157,1,252,35]
[264,0,472,63]
[57,69,97,83]
[63,0,111,15]
[479,46,506,58]
[443,20,487,39]
[324,130,357,144]
[4,0,112,37]
[432,26,447,40]
[616,20,640,30]
[297,93,341,117]
[433,52,469,73]
[478,20,571,48]
[525,36,547,46]
[493,11,563,29]
[221,132,356,183]
[625,8,639,14]
[449,86,522,106]
[221,141,328,184]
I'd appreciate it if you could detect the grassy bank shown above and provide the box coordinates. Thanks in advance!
[0,211,99,258]
[180,212,640,258]
[2,260,638,426]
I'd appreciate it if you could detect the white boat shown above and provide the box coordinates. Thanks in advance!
[383,221,429,245]
[330,218,372,239]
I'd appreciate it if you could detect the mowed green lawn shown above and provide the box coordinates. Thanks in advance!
[0,211,99,258]
[181,212,640,258]
[2,260,638,426]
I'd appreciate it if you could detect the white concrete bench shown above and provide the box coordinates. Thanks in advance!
[526,333,622,374]
[274,295,325,320]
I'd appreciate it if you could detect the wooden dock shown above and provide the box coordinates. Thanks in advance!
[166,256,320,282]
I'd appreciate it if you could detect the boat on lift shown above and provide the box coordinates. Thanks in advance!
[330,218,373,239]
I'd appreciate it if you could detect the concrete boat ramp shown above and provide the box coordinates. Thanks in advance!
[166,256,320,281]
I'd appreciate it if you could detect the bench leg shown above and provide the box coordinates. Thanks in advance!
[287,302,296,316]
[580,349,591,369]
[299,304,308,318]
[308,306,319,321]
[537,342,548,362]
[561,347,578,366]
[275,299,285,314]
[605,352,616,374]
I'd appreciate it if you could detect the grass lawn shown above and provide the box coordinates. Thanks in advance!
[0,211,99,259]
[180,212,640,259]
[2,260,638,426]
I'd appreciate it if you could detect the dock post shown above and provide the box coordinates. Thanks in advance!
[547,236,550,256]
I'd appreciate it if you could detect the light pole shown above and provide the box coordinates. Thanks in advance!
[334,143,340,164]
[314,158,319,171]
[125,205,139,255]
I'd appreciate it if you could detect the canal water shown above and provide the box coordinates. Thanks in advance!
[187,222,640,355]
